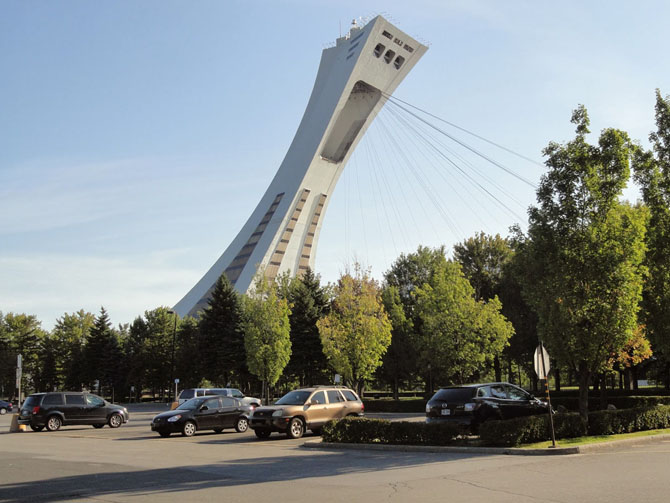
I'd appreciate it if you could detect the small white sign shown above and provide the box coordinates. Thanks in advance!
[334,374,341,384]
[174,378,180,384]
[534,344,551,380]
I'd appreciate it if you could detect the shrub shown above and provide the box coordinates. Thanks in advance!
[549,396,670,411]
[479,413,586,447]
[588,405,670,435]
[322,416,463,446]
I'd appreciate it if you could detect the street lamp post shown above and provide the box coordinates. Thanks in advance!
[167,310,178,403]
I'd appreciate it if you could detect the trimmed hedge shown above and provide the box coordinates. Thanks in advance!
[588,405,670,435]
[322,416,465,446]
[479,413,586,447]
[551,395,670,411]
[479,405,670,447]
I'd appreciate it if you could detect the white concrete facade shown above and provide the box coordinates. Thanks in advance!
[174,16,427,318]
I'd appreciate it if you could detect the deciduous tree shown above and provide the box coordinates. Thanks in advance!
[317,265,392,395]
[518,105,647,419]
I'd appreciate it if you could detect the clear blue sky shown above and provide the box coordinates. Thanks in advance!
[1,0,668,329]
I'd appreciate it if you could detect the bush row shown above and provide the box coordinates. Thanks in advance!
[551,396,670,411]
[480,404,670,446]
[322,416,465,446]
[362,396,670,414]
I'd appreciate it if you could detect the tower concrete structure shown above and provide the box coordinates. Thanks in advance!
[174,16,427,317]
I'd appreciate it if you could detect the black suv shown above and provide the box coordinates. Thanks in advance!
[425,382,550,431]
[19,392,129,431]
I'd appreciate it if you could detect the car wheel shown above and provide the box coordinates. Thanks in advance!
[93,424,105,429]
[287,417,304,439]
[182,421,197,437]
[0,407,6,415]
[108,413,123,428]
[254,429,271,439]
[46,415,62,431]
[213,428,224,434]
[159,431,171,438]
[235,417,249,433]
[30,424,44,432]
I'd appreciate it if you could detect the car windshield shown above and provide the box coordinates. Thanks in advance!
[432,388,475,402]
[275,391,311,405]
[177,398,206,410]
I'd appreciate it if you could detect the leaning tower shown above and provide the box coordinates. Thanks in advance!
[174,16,427,317]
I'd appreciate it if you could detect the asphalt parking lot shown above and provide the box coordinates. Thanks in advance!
[2,404,670,502]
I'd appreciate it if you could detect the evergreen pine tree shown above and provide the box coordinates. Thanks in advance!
[198,274,245,386]
[286,268,330,385]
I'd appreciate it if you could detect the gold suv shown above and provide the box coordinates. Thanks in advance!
[249,386,364,439]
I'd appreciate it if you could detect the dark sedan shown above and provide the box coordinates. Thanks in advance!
[0,400,13,414]
[151,396,252,437]
[425,382,550,431]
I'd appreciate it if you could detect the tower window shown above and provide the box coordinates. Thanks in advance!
[382,30,393,40]
[373,43,385,58]
[394,56,405,69]
[384,50,396,64]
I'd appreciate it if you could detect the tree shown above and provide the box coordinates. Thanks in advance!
[412,260,513,387]
[83,308,123,397]
[612,324,653,391]
[633,89,670,387]
[0,312,47,395]
[453,232,512,302]
[198,274,246,386]
[381,246,448,394]
[518,105,647,419]
[174,316,202,388]
[285,268,330,386]
[51,310,95,389]
[317,265,392,395]
[243,276,292,403]
[454,232,514,382]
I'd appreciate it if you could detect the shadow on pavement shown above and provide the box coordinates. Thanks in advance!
[0,450,471,502]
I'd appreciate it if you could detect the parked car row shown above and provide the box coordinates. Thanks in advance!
[14,382,549,438]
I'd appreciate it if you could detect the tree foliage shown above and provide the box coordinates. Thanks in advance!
[243,276,292,398]
[633,90,670,365]
[285,268,330,386]
[317,265,392,394]
[412,260,513,386]
[198,274,246,386]
[518,105,647,418]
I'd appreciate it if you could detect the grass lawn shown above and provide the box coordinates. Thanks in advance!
[521,428,670,449]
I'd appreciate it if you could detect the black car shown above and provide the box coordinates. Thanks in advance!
[0,399,13,415]
[18,392,129,431]
[151,396,252,437]
[425,382,550,431]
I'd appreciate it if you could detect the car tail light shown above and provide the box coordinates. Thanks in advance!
[32,406,40,414]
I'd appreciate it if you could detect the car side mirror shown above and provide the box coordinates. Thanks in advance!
[200,405,208,411]
[304,401,311,407]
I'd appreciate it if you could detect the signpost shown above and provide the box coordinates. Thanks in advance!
[174,378,180,402]
[534,343,557,447]
[16,354,22,409]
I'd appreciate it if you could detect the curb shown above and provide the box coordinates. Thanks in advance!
[304,432,670,455]
[302,440,579,455]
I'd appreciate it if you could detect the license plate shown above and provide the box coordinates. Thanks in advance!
[441,409,451,416]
